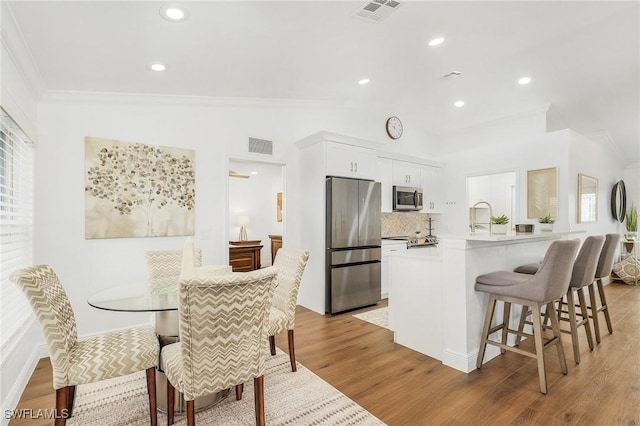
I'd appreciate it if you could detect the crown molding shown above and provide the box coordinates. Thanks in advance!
[40,89,394,112]
[1,2,46,100]
[583,130,627,166]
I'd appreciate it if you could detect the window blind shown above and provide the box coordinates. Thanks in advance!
[0,108,35,347]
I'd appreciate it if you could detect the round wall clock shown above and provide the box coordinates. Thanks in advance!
[386,116,403,140]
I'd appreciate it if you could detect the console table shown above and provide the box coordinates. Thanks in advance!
[268,234,282,263]
[229,240,262,272]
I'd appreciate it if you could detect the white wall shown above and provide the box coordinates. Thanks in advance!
[624,164,640,209]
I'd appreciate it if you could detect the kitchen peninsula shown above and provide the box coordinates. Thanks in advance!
[388,231,584,373]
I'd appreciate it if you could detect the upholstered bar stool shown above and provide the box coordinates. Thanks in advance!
[515,236,605,364]
[475,239,580,394]
[589,233,621,343]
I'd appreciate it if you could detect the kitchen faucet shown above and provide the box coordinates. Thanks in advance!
[470,201,493,233]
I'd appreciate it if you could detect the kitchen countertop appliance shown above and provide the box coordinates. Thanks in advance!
[326,177,381,314]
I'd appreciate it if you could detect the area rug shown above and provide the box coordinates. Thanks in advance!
[352,307,389,330]
[67,349,385,426]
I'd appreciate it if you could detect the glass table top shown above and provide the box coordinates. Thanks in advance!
[87,283,178,312]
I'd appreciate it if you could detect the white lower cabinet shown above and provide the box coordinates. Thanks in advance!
[389,250,442,360]
[381,240,407,302]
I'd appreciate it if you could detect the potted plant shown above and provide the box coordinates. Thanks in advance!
[491,214,509,234]
[625,202,638,241]
[538,214,555,232]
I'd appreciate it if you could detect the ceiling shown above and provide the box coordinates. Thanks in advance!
[7,1,640,163]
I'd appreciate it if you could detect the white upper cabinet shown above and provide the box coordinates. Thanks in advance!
[392,160,421,186]
[377,157,393,212]
[421,165,443,213]
[325,141,377,180]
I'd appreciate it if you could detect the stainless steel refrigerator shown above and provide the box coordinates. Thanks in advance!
[326,177,381,314]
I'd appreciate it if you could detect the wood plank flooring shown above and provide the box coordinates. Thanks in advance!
[10,282,640,425]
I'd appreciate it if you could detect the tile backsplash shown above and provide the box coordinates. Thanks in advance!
[382,212,436,237]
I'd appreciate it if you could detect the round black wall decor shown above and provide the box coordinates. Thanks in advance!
[611,180,626,223]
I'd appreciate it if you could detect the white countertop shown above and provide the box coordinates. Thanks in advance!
[466,230,584,241]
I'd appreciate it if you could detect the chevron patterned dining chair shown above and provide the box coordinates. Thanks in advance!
[161,267,277,426]
[267,248,310,372]
[10,265,160,426]
[145,246,202,294]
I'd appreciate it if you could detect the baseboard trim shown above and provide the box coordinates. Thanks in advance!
[442,345,501,373]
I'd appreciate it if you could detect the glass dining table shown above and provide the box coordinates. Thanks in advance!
[87,265,233,414]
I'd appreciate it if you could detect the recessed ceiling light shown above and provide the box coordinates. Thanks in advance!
[518,76,532,85]
[358,78,370,85]
[160,4,188,22]
[454,100,465,108]
[250,171,258,175]
[148,63,167,72]
[428,37,445,47]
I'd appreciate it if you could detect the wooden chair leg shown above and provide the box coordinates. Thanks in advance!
[55,387,69,426]
[269,335,276,356]
[566,289,581,364]
[67,386,76,418]
[236,383,244,400]
[577,288,594,351]
[530,302,548,394]
[547,301,568,375]
[254,375,265,426]
[500,302,511,353]
[597,279,613,334]
[588,283,601,343]
[287,329,297,372]
[477,295,496,369]
[186,400,195,426]
[145,368,157,426]
[515,305,529,346]
[167,380,175,426]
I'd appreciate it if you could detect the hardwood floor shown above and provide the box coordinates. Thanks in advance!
[10,283,640,425]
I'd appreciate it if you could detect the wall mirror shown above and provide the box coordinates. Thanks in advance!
[527,167,557,219]
[610,180,626,223]
[577,173,598,223]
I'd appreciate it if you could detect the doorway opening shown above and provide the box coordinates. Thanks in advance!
[228,159,285,267]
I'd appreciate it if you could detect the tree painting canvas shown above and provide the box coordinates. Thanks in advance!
[85,137,195,239]
[527,167,557,220]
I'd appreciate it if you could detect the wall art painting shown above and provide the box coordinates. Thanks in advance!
[85,137,195,239]
[527,167,557,219]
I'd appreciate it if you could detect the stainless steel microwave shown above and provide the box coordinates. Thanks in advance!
[392,186,423,211]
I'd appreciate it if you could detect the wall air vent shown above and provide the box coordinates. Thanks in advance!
[440,71,462,80]
[355,0,401,23]
[248,137,273,155]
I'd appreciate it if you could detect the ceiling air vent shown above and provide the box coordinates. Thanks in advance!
[355,0,401,22]
[248,137,273,155]
[440,71,462,80]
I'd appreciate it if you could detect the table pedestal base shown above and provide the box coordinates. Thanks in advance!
[155,370,230,414]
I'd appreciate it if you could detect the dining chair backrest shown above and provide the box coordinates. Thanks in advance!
[271,248,310,329]
[145,248,202,293]
[11,265,78,389]
[177,267,277,401]
[595,233,621,279]
[530,239,580,303]
[569,235,605,289]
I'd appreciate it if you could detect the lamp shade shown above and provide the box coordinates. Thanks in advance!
[237,215,250,226]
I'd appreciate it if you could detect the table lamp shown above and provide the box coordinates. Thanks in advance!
[237,215,250,241]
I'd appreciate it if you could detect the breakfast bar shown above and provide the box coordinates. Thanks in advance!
[389,231,585,373]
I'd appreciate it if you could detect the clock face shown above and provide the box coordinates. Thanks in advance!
[386,116,403,139]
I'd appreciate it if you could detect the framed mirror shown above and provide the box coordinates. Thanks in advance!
[610,180,626,223]
[577,174,598,223]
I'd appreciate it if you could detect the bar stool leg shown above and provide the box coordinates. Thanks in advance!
[501,301,511,353]
[530,302,547,394]
[515,305,529,346]
[566,289,581,364]
[597,278,613,334]
[577,288,594,351]
[547,301,568,375]
[477,295,497,369]
[588,283,601,343]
